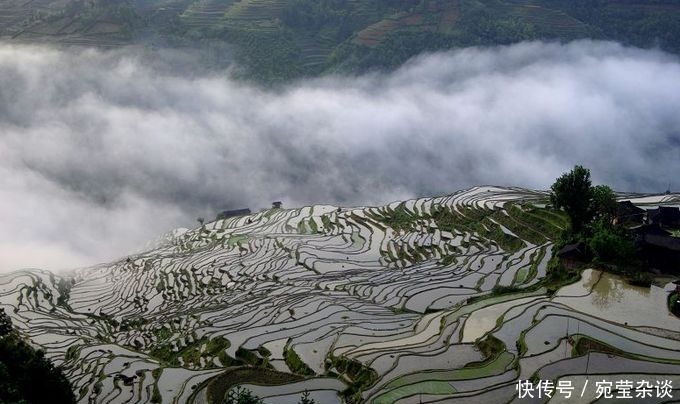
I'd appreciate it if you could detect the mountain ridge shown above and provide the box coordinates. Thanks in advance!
[3,0,680,81]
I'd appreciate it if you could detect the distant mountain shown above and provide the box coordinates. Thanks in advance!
[2,186,680,403]
[2,0,680,81]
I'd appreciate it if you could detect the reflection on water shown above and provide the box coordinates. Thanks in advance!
[554,268,679,332]
[591,272,622,308]
[581,269,600,292]
[591,271,650,309]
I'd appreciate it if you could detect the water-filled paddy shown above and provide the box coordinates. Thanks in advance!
[2,187,678,403]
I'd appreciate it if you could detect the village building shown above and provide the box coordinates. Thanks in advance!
[557,241,588,270]
[635,227,680,274]
[646,206,680,228]
[615,201,645,226]
[632,223,672,237]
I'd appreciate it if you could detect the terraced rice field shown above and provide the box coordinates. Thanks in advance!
[0,0,70,37]
[0,0,133,47]
[220,0,287,31]
[180,0,238,29]
[353,2,456,48]
[500,0,591,37]
[178,0,291,34]
[1,186,679,403]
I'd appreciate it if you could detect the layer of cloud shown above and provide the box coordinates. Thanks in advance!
[1,40,679,272]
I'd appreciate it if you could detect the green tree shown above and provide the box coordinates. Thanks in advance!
[0,308,11,337]
[588,218,635,264]
[592,185,617,220]
[299,390,316,404]
[550,165,594,233]
[0,329,76,403]
[224,387,264,404]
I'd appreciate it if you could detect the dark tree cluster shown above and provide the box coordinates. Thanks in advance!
[0,308,76,404]
[223,387,316,404]
[550,165,620,230]
[550,165,639,273]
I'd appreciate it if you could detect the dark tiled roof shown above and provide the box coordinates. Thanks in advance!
[633,223,672,236]
[617,200,645,214]
[641,234,680,252]
[647,206,680,224]
[557,242,586,258]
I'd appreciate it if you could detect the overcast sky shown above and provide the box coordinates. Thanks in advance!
[1,40,679,272]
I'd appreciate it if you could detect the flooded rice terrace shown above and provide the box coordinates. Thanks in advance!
[1,186,679,403]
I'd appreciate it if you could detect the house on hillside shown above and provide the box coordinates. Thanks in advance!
[557,242,588,270]
[217,208,251,220]
[616,201,645,226]
[632,223,672,237]
[647,206,680,228]
[635,226,680,274]
[272,201,283,209]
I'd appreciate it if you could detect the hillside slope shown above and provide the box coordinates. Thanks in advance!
[1,186,680,403]
[3,0,680,80]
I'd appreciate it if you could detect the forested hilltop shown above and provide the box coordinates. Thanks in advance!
[2,0,680,81]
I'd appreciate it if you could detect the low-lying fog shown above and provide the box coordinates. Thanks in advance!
[1,40,678,272]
